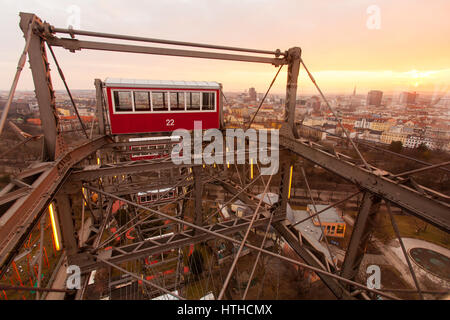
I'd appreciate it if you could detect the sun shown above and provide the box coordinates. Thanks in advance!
[406,69,436,88]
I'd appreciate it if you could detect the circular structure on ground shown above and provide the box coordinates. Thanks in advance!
[409,247,450,280]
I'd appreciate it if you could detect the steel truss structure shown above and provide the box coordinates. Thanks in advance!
[0,12,448,301]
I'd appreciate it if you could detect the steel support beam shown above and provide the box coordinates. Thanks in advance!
[192,166,204,233]
[105,178,192,197]
[217,173,352,299]
[98,257,184,300]
[0,136,110,275]
[0,285,70,293]
[80,186,398,300]
[80,213,285,273]
[279,162,291,213]
[340,192,380,281]
[36,214,45,300]
[70,162,196,181]
[94,78,105,135]
[46,37,285,66]
[218,174,273,300]
[272,222,352,299]
[19,13,59,161]
[103,139,177,149]
[385,201,423,299]
[219,180,259,212]
[284,47,301,136]
[55,193,78,256]
[0,187,31,206]
[392,161,450,178]
[280,135,450,232]
[292,191,361,228]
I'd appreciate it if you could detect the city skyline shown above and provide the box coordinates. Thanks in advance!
[0,0,449,95]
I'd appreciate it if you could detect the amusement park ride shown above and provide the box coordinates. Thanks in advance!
[0,12,448,300]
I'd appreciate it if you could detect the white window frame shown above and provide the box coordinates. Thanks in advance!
[169,91,187,111]
[187,91,201,111]
[132,90,151,112]
[200,91,216,112]
[150,91,169,112]
[112,90,134,113]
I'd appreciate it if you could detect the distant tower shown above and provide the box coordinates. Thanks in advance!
[366,90,383,107]
[249,87,257,101]
[399,91,418,105]
[350,86,356,108]
[306,96,321,112]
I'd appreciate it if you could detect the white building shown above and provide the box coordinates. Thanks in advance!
[404,135,435,149]
[354,118,372,129]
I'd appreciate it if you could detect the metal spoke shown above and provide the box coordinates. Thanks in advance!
[385,201,424,300]
[217,174,273,299]
[300,167,338,271]
[83,185,400,300]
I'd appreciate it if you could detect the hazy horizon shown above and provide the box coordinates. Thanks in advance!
[1,88,448,97]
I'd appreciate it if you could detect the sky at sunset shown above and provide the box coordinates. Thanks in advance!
[0,0,449,95]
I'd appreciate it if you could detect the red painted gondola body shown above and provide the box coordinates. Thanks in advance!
[104,79,222,134]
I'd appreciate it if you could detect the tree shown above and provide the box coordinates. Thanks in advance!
[417,143,428,153]
[416,143,431,160]
[389,140,403,153]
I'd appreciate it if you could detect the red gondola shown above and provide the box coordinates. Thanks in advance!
[104,78,222,134]
[128,136,181,161]
[137,187,178,205]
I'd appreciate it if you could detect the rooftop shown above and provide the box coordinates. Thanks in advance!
[255,192,279,205]
[307,204,344,224]
[286,208,334,264]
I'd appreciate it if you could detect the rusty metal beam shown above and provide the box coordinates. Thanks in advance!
[280,135,450,232]
[192,166,204,232]
[392,161,450,178]
[55,193,78,256]
[105,178,192,197]
[217,174,273,300]
[284,47,301,135]
[340,192,380,281]
[81,186,399,300]
[70,161,196,181]
[0,136,111,275]
[46,37,286,66]
[94,78,105,135]
[279,162,291,213]
[81,213,285,273]
[0,187,31,206]
[19,13,59,160]
[272,222,352,299]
